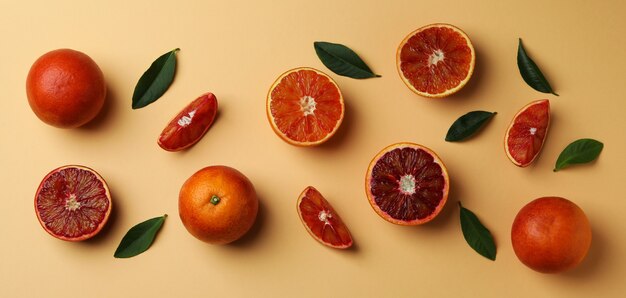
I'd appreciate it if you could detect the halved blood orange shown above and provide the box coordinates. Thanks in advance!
[267,67,344,146]
[35,165,112,241]
[396,23,475,98]
[158,92,218,152]
[297,186,353,249]
[365,143,449,225]
[505,99,550,167]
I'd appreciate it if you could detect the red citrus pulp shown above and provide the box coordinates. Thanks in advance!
[34,165,112,241]
[365,143,449,225]
[26,49,106,128]
[397,23,475,98]
[297,186,353,249]
[505,99,550,167]
[158,92,218,151]
[267,67,344,146]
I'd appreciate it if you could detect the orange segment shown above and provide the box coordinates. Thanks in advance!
[505,100,550,167]
[267,67,344,146]
[26,49,106,128]
[397,23,475,98]
[158,92,218,152]
[297,186,353,249]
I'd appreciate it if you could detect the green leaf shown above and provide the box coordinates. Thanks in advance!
[517,39,558,96]
[132,48,180,109]
[554,138,604,171]
[445,111,496,142]
[114,215,167,258]
[314,41,380,79]
[459,202,496,261]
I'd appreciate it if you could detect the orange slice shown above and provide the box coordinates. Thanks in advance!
[504,99,550,167]
[297,186,353,249]
[396,23,475,98]
[266,67,344,146]
[35,165,112,241]
[158,92,218,152]
[365,143,450,225]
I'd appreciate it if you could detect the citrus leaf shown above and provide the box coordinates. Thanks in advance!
[445,111,496,142]
[517,39,558,96]
[314,41,380,79]
[459,202,496,261]
[114,215,167,258]
[554,138,603,171]
[132,48,180,109]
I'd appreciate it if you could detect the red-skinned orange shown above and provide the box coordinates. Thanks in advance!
[26,49,106,128]
[512,197,592,273]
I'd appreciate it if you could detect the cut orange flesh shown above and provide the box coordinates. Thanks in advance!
[297,186,353,249]
[35,165,112,241]
[158,92,218,152]
[505,99,550,167]
[267,67,344,146]
[397,23,475,98]
[365,143,449,225]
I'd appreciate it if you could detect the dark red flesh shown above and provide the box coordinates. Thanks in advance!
[370,147,445,222]
[158,92,218,151]
[35,167,110,240]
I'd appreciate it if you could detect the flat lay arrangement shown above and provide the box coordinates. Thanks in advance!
[2,1,624,297]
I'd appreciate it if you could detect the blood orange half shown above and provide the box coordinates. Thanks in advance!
[365,143,449,225]
[158,92,218,152]
[34,165,112,241]
[267,67,344,146]
[397,23,475,98]
[505,99,550,167]
[297,186,353,249]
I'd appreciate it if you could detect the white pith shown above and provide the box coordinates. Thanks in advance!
[428,49,445,66]
[399,174,417,195]
[299,96,317,116]
[529,127,537,135]
[318,210,332,225]
[65,194,81,211]
[177,110,196,127]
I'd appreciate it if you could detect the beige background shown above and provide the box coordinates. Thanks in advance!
[2,0,625,297]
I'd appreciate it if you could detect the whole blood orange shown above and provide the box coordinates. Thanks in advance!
[365,142,450,225]
[397,23,475,98]
[297,186,353,249]
[505,99,550,167]
[158,92,218,152]
[26,49,106,128]
[34,165,112,241]
[267,67,344,146]
[179,166,258,244]
[511,197,592,273]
